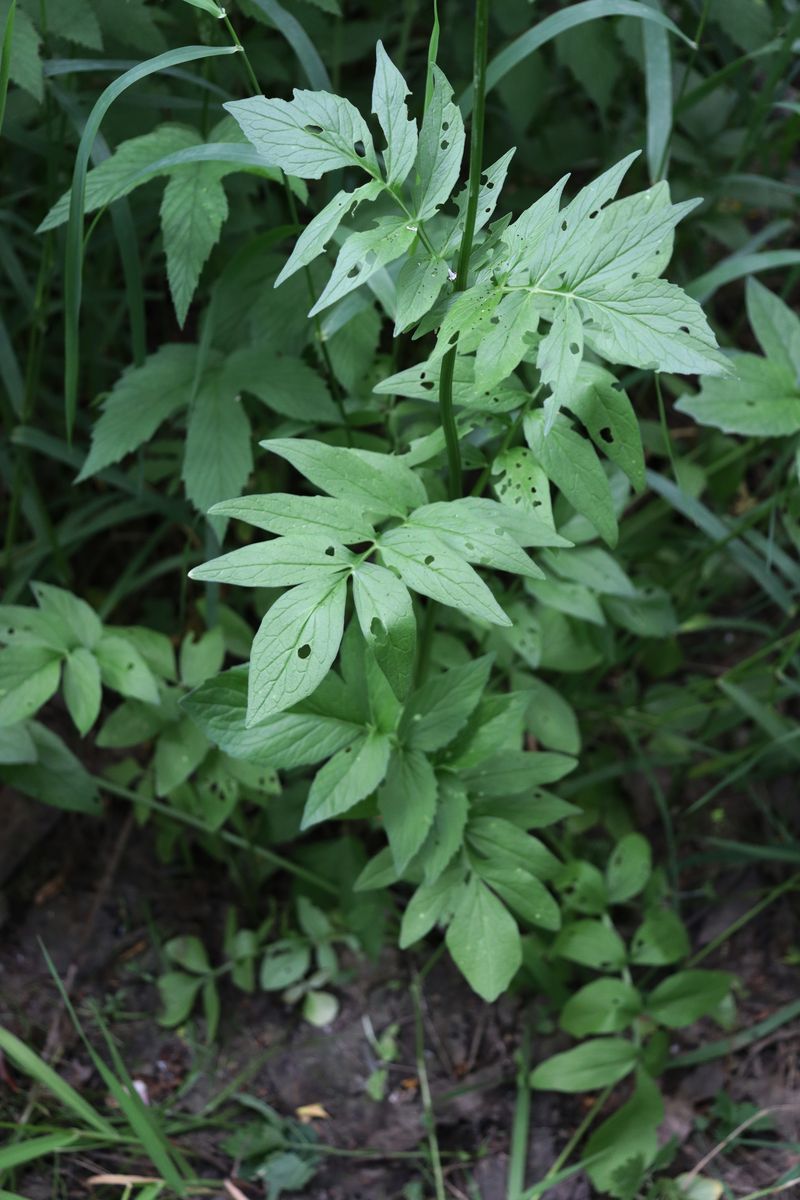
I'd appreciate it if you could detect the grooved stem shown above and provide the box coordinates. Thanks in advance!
[437,0,490,500]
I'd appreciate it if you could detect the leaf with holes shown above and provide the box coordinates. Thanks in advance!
[379,526,510,626]
[310,217,417,316]
[225,89,380,179]
[352,562,416,700]
[412,65,465,221]
[209,493,375,542]
[562,362,646,491]
[675,355,800,437]
[275,180,383,285]
[406,501,544,580]
[372,41,417,186]
[262,438,426,519]
[524,412,618,547]
[247,576,347,724]
[189,536,353,588]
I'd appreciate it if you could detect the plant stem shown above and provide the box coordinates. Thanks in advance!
[93,776,339,896]
[411,973,446,1200]
[221,13,348,431]
[437,0,490,500]
[531,1084,613,1195]
[506,1014,532,1200]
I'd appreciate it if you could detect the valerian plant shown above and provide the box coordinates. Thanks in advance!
[184,35,729,1011]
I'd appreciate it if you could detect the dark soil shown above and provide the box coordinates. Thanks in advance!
[1,793,799,1199]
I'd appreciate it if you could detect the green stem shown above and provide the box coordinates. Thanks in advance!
[437,0,490,500]
[92,776,339,896]
[411,973,446,1200]
[530,1084,613,1195]
[506,1015,532,1200]
[221,13,348,430]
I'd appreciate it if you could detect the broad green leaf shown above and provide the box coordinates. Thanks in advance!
[406,501,544,580]
[0,722,37,765]
[467,816,561,881]
[0,645,61,726]
[77,345,197,480]
[6,6,41,101]
[302,730,391,828]
[276,180,383,285]
[402,655,493,752]
[379,527,510,626]
[542,545,635,596]
[560,980,642,1036]
[412,64,465,220]
[352,562,416,700]
[522,678,581,754]
[154,716,209,796]
[530,1037,637,1093]
[262,437,427,519]
[354,845,399,891]
[564,363,646,491]
[607,833,652,903]
[165,935,212,974]
[473,791,580,830]
[446,875,521,1002]
[645,970,733,1028]
[225,89,379,179]
[160,160,228,325]
[630,908,689,965]
[475,863,561,931]
[2,722,100,814]
[447,692,529,769]
[95,634,159,704]
[247,576,347,723]
[309,217,416,316]
[183,381,252,518]
[379,748,438,872]
[474,288,537,386]
[553,918,627,969]
[63,647,102,735]
[537,298,583,429]
[416,777,469,884]
[224,347,339,424]
[157,972,203,1027]
[29,582,102,650]
[585,1070,663,1191]
[179,628,225,690]
[525,577,605,626]
[372,41,417,186]
[302,990,338,1027]
[183,668,360,768]
[556,860,608,915]
[98,699,167,748]
[399,868,463,948]
[525,411,618,547]
[492,448,558,537]
[460,749,577,796]
[209,493,375,542]
[604,586,677,637]
[189,535,353,588]
[745,277,800,376]
[0,605,70,652]
[260,941,311,990]
[675,355,800,437]
[394,252,449,333]
[39,124,199,231]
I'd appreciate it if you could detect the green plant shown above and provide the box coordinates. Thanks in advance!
[2,0,799,1195]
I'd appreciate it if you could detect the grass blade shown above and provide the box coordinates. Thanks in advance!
[643,0,672,182]
[687,249,800,303]
[246,0,331,91]
[646,469,793,613]
[63,44,238,438]
[0,1027,116,1137]
[0,0,15,135]
[460,0,694,114]
[0,1132,81,1172]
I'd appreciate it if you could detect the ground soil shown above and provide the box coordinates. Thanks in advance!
[1,795,799,1199]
